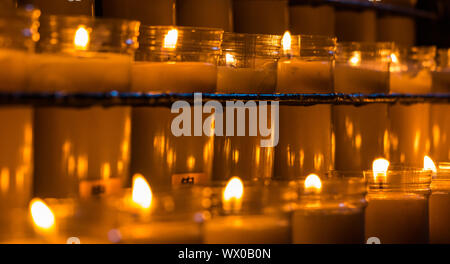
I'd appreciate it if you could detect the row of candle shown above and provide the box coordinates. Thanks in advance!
[3,157,449,244]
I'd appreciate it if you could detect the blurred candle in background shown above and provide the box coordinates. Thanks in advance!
[429,161,450,244]
[177,0,233,31]
[274,32,335,180]
[377,0,416,46]
[364,159,432,244]
[30,16,140,198]
[389,46,436,167]
[0,7,39,242]
[203,177,291,244]
[431,49,450,164]
[289,1,335,36]
[335,1,376,42]
[333,42,392,171]
[130,26,223,190]
[101,0,175,26]
[233,0,288,35]
[213,32,281,182]
[18,0,94,16]
[292,174,367,244]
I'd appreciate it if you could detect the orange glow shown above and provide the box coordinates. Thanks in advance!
[225,53,237,67]
[30,198,55,230]
[223,177,244,212]
[424,156,437,177]
[349,51,361,66]
[282,31,292,55]
[132,174,152,210]
[372,158,389,182]
[304,174,322,193]
[74,26,90,50]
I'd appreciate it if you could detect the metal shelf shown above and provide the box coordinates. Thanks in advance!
[289,0,438,20]
[0,92,449,108]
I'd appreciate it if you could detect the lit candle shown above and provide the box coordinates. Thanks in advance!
[274,32,335,180]
[213,33,280,182]
[101,0,175,26]
[203,177,291,244]
[388,47,435,167]
[292,174,366,244]
[429,161,450,243]
[177,0,233,31]
[115,174,202,244]
[31,16,140,198]
[333,43,391,171]
[233,0,288,35]
[364,159,432,244]
[130,26,222,190]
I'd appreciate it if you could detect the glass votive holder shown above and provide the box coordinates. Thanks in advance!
[19,0,94,16]
[432,48,450,93]
[101,0,176,26]
[429,162,450,243]
[110,185,204,244]
[0,7,39,243]
[201,179,292,244]
[389,46,436,167]
[130,26,223,191]
[31,16,140,198]
[212,32,280,183]
[333,43,392,172]
[291,173,367,244]
[274,33,335,180]
[364,166,432,244]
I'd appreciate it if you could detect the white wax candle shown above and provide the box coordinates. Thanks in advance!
[132,62,217,93]
[429,191,450,243]
[292,208,365,244]
[30,52,132,198]
[131,61,217,189]
[365,196,429,244]
[101,0,175,26]
[233,0,288,35]
[177,0,233,31]
[203,215,291,244]
[217,66,276,93]
[334,64,389,94]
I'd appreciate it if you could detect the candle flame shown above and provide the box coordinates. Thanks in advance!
[225,53,236,67]
[132,173,152,209]
[304,174,322,193]
[74,26,90,50]
[372,158,390,182]
[163,28,178,50]
[424,156,437,174]
[30,198,55,230]
[349,51,361,66]
[282,31,292,54]
[391,53,399,64]
[223,176,244,201]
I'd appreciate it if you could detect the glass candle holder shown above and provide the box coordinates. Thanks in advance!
[101,0,175,26]
[177,0,233,31]
[291,173,367,244]
[130,26,223,190]
[202,179,292,244]
[333,42,392,171]
[233,0,288,35]
[18,0,94,16]
[111,186,204,244]
[431,49,450,164]
[31,16,140,198]
[389,46,436,167]
[364,166,432,244]
[0,7,39,242]
[274,34,335,180]
[289,2,335,36]
[429,162,450,243]
[213,32,280,182]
